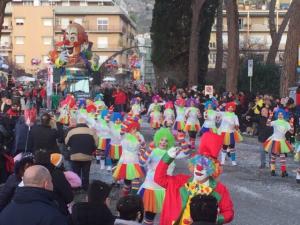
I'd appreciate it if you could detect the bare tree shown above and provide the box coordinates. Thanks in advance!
[215,0,223,75]
[266,0,295,65]
[0,0,11,38]
[188,0,206,87]
[224,0,239,93]
[280,0,300,96]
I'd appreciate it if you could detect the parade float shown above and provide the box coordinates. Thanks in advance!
[48,22,100,101]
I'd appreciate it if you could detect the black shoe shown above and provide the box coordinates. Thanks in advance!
[281,171,288,177]
[271,170,276,176]
[96,160,100,164]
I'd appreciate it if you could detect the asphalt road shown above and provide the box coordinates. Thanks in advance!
[89,120,300,225]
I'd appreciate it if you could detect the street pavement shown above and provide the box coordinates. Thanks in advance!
[89,119,300,225]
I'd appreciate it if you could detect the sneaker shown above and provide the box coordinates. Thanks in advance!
[281,171,288,177]
[232,161,237,166]
[297,179,300,184]
[271,170,276,176]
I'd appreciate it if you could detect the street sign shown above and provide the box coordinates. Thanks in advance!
[248,59,253,77]
[204,85,214,97]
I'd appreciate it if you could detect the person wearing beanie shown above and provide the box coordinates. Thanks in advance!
[218,102,243,166]
[35,149,74,217]
[264,108,294,177]
[154,132,234,225]
[138,128,176,225]
[72,180,115,225]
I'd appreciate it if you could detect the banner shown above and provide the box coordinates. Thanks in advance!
[204,85,214,97]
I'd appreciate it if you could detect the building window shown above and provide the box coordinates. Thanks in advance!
[15,36,24,45]
[209,42,216,48]
[16,18,24,26]
[0,36,10,47]
[62,1,70,6]
[43,18,53,27]
[15,55,25,64]
[99,56,108,64]
[80,1,87,6]
[97,18,108,31]
[42,55,49,64]
[61,18,69,29]
[97,37,108,48]
[43,37,52,45]
[238,18,244,30]
[74,18,83,25]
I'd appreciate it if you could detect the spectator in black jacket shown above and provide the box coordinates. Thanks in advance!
[29,113,60,153]
[34,149,74,216]
[65,117,98,190]
[0,165,68,225]
[72,180,115,225]
[247,107,273,168]
[0,154,34,212]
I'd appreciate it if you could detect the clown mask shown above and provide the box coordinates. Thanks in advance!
[193,164,209,184]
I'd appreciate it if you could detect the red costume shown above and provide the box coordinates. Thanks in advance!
[154,132,234,225]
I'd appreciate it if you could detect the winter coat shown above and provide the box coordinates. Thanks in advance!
[13,118,31,154]
[114,219,141,225]
[0,174,21,212]
[251,116,273,143]
[29,124,59,153]
[65,124,97,161]
[42,163,74,216]
[0,187,68,225]
[72,202,115,225]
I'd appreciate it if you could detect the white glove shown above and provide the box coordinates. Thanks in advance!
[167,147,180,158]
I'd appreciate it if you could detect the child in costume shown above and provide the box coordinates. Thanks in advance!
[185,98,201,150]
[147,95,163,130]
[94,108,113,170]
[163,101,175,128]
[109,112,123,162]
[154,132,234,225]
[130,97,143,116]
[264,108,294,177]
[174,98,186,133]
[138,128,176,225]
[201,100,218,134]
[113,119,145,196]
[219,102,242,166]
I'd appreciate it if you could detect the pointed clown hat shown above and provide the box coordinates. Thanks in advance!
[198,132,224,160]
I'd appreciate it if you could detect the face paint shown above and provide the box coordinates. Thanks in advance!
[193,163,208,183]
[159,137,168,149]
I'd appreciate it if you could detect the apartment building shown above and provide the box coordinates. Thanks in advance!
[0,0,136,75]
[209,0,292,68]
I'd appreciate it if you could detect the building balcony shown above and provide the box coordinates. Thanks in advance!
[0,45,12,51]
[54,24,124,33]
[93,45,123,52]
[1,25,12,33]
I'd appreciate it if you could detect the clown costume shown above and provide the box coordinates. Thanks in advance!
[147,95,163,130]
[130,97,143,116]
[109,112,123,162]
[174,98,186,132]
[184,98,201,150]
[138,128,176,225]
[264,108,293,177]
[154,132,234,225]
[163,101,175,128]
[218,102,243,166]
[201,100,218,134]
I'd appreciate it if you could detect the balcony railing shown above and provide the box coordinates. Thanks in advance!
[1,26,12,32]
[54,24,123,33]
[0,45,12,51]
